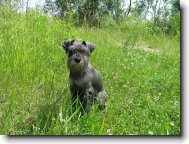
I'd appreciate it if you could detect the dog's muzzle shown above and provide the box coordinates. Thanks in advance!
[74,53,81,63]
[68,54,86,72]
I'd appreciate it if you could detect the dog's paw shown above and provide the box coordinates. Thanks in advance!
[86,87,95,96]
[97,90,108,110]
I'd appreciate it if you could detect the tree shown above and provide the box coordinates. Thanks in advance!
[44,0,125,27]
[44,0,58,16]
[126,0,132,16]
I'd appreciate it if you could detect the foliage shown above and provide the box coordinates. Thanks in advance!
[43,0,180,36]
[44,0,126,27]
[133,0,179,35]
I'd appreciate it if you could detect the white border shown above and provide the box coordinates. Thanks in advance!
[0,0,188,144]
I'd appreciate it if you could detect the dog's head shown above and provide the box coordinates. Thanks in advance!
[62,39,96,73]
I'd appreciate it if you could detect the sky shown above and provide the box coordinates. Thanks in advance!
[17,0,45,12]
[27,0,45,8]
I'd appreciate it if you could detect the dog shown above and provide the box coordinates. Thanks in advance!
[62,39,108,112]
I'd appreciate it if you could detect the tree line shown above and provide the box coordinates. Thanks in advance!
[0,0,180,35]
[44,0,180,34]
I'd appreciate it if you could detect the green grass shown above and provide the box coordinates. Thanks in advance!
[0,9,180,135]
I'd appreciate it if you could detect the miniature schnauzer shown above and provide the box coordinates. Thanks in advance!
[62,39,108,112]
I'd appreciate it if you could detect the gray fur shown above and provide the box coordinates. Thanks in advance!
[62,39,108,112]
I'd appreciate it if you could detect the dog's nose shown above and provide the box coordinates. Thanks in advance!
[75,57,81,63]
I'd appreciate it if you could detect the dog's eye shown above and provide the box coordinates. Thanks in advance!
[80,49,88,54]
[78,49,83,53]
[69,50,74,55]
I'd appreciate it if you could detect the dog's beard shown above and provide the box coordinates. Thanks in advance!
[69,59,85,73]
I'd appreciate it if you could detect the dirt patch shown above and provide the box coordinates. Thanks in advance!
[134,45,160,54]
[114,41,161,54]
[135,45,160,54]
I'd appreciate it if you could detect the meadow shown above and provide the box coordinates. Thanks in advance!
[0,9,180,135]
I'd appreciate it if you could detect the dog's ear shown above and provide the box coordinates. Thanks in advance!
[83,41,96,53]
[62,39,74,53]
[82,41,87,46]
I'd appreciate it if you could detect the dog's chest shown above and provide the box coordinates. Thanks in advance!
[69,68,93,89]
[70,75,90,89]
[74,78,85,87]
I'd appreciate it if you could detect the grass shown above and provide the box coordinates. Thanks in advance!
[0,9,180,135]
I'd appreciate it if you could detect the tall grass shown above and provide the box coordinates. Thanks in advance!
[0,8,180,135]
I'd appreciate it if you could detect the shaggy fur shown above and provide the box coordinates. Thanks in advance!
[62,39,108,111]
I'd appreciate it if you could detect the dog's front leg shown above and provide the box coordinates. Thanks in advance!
[85,86,97,111]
